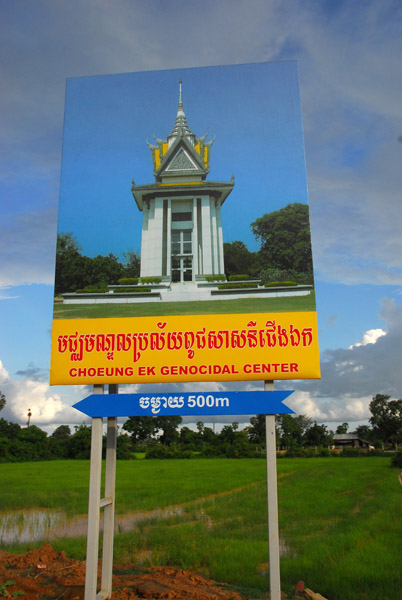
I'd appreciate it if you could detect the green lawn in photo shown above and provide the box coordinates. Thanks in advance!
[0,457,400,600]
[53,291,316,319]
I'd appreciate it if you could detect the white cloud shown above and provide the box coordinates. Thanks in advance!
[1,1,402,434]
[349,328,386,349]
[280,297,402,423]
[0,360,83,427]
[1,0,402,287]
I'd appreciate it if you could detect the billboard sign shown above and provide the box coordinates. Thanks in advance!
[50,62,320,385]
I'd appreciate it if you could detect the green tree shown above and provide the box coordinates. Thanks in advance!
[123,416,156,444]
[55,233,127,294]
[116,432,132,459]
[55,232,92,294]
[247,415,266,446]
[336,422,349,434]
[0,391,5,412]
[277,414,304,449]
[304,422,332,448]
[201,426,219,446]
[369,394,402,450]
[251,203,313,278]
[294,414,313,435]
[89,253,124,287]
[122,250,141,278]
[225,430,252,458]
[51,425,71,440]
[219,424,237,444]
[223,241,257,278]
[68,424,92,459]
[0,418,21,440]
[179,426,199,450]
[17,425,50,460]
[154,416,182,446]
[196,421,204,434]
[354,424,373,440]
[49,425,71,458]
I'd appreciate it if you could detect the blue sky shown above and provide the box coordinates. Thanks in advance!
[1,0,401,432]
[58,62,308,258]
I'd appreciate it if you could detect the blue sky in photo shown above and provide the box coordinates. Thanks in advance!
[58,62,308,259]
[1,0,401,431]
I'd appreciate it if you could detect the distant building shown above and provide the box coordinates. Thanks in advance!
[332,434,373,450]
[131,81,233,286]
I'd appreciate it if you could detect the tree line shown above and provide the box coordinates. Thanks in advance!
[55,203,314,294]
[0,392,400,462]
[55,233,140,295]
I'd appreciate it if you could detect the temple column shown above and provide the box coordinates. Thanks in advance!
[192,198,199,277]
[201,196,213,274]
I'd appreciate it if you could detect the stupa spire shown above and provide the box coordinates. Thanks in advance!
[167,79,195,145]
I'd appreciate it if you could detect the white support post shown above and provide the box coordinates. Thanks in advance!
[84,384,118,600]
[264,380,281,600]
[100,385,118,599]
[85,384,104,600]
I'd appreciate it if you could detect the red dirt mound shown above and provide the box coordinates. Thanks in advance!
[0,544,256,599]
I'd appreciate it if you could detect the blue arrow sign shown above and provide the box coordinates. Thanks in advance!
[73,391,294,418]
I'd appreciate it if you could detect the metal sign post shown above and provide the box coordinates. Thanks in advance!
[79,386,292,599]
[264,380,281,600]
[85,384,118,600]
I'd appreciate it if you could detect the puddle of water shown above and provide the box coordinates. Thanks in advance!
[0,483,281,546]
[0,506,185,544]
[0,510,67,544]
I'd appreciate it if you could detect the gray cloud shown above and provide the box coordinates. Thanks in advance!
[0,203,57,287]
[15,362,48,382]
[1,1,402,431]
[310,297,401,398]
[276,297,402,423]
[2,0,401,288]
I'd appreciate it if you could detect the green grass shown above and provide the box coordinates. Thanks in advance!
[53,291,316,319]
[0,459,265,515]
[1,458,400,600]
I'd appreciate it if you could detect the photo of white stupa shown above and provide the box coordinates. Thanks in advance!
[131,80,233,298]
[58,69,313,307]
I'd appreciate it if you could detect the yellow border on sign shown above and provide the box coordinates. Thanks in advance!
[50,311,320,385]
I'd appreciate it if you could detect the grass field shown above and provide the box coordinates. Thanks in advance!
[0,457,400,600]
[53,291,316,319]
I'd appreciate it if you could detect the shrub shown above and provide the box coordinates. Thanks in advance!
[319,448,331,457]
[391,450,402,468]
[113,288,151,293]
[205,275,226,282]
[218,283,258,290]
[264,281,297,287]
[341,447,362,457]
[145,445,191,459]
[258,268,294,284]
[75,285,108,293]
[302,447,318,458]
[140,277,162,284]
[118,277,139,285]
[228,274,251,281]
